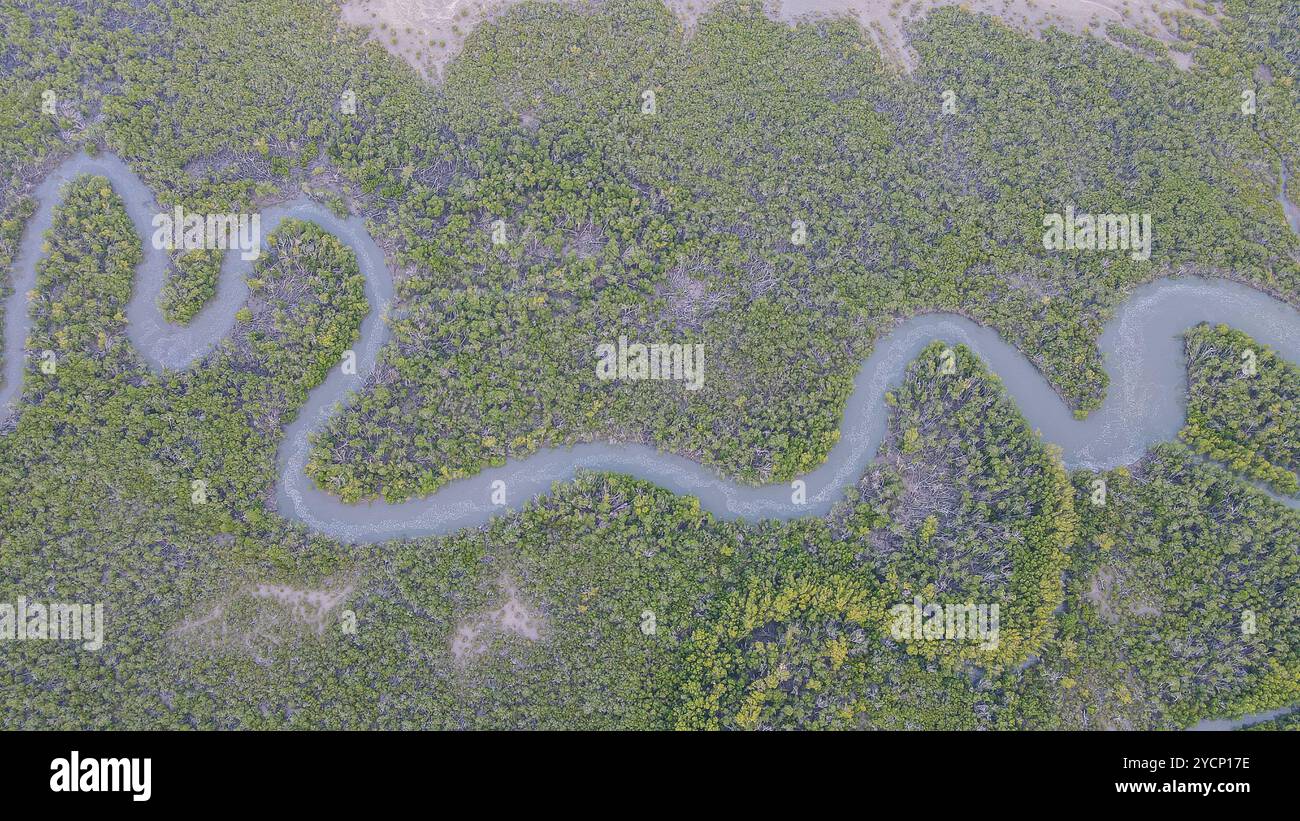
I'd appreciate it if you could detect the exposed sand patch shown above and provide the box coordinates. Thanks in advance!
[1085,565,1118,623]
[339,0,1215,81]
[339,0,712,80]
[1085,564,1164,622]
[249,582,355,633]
[340,0,513,81]
[171,604,226,636]
[170,578,356,658]
[450,576,543,662]
[771,0,1213,71]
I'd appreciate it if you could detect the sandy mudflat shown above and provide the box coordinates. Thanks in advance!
[339,0,1214,81]
[450,577,543,662]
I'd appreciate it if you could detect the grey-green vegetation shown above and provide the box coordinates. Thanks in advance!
[0,0,1297,729]
[1181,323,1298,495]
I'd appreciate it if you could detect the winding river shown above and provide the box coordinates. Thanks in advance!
[4,153,1300,544]
[4,152,1300,729]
